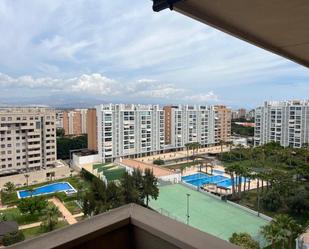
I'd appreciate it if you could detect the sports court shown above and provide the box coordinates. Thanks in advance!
[149,184,268,244]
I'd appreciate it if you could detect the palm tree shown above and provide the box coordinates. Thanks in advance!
[261,223,279,249]
[41,206,60,232]
[242,166,251,192]
[261,214,302,249]
[24,174,30,186]
[273,214,302,249]
[185,143,191,162]
[219,140,225,156]
[225,164,236,196]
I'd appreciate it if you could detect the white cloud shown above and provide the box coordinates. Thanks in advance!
[70,74,118,96]
[0,72,219,104]
[184,91,219,102]
[0,0,308,107]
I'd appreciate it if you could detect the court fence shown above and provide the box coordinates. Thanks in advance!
[180,181,272,221]
[152,207,186,224]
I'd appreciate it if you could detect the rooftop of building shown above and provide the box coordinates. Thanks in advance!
[263,100,309,107]
[0,107,55,114]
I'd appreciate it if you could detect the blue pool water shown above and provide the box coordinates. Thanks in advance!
[17,182,76,198]
[182,173,248,189]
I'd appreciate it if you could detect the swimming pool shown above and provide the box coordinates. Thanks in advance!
[182,173,247,189]
[17,182,77,198]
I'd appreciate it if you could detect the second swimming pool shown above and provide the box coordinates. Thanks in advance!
[182,172,247,188]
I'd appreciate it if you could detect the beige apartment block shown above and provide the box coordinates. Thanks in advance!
[215,105,232,142]
[0,107,57,175]
[62,109,88,136]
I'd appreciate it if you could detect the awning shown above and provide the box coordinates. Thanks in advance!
[153,0,309,68]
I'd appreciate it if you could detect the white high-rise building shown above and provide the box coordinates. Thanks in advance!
[254,100,309,148]
[164,105,218,148]
[96,104,165,162]
[0,107,57,175]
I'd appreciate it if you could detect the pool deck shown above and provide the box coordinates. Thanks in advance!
[149,184,268,244]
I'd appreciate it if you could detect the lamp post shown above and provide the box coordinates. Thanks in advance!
[186,193,190,225]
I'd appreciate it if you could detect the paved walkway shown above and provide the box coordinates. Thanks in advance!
[137,145,230,164]
[120,159,175,177]
[0,205,17,211]
[49,197,77,225]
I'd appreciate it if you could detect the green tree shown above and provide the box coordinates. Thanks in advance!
[142,169,159,207]
[287,190,309,214]
[17,197,48,215]
[2,231,25,246]
[121,171,140,204]
[56,134,87,159]
[82,192,96,216]
[229,232,260,249]
[132,168,144,204]
[261,223,279,249]
[3,182,15,193]
[261,189,282,212]
[56,128,65,137]
[41,206,60,232]
[261,215,302,249]
[106,182,124,210]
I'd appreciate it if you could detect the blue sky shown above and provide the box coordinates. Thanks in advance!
[0,0,308,108]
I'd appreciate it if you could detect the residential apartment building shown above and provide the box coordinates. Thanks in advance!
[96,104,165,162]
[232,108,247,120]
[254,100,309,148]
[62,109,88,136]
[164,105,226,148]
[55,111,63,129]
[0,107,57,175]
[215,105,232,142]
[87,108,97,151]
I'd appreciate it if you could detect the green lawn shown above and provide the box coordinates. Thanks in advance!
[149,184,269,246]
[64,201,82,215]
[1,203,60,225]
[92,163,126,182]
[0,191,18,206]
[1,208,41,225]
[22,221,69,240]
[104,168,126,182]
